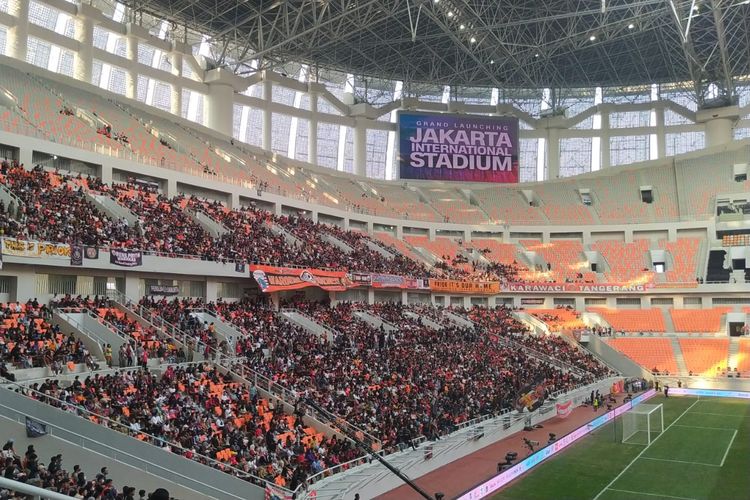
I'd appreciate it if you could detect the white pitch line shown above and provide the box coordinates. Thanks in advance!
[639,456,720,467]
[672,424,737,431]
[719,429,738,467]
[592,399,701,500]
[606,488,697,500]
[686,411,748,418]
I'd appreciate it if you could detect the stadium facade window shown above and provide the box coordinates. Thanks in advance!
[562,92,595,129]
[602,87,650,104]
[244,106,263,148]
[610,135,649,166]
[150,80,171,112]
[0,0,7,13]
[0,25,6,55]
[272,85,295,106]
[295,118,309,163]
[317,121,339,170]
[232,104,242,140]
[136,75,148,103]
[54,47,74,77]
[91,59,102,86]
[734,128,750,140]
[25,37,51,69]
[271,112,292,155]
[666,131,705,156]
[559,137,592,178]
[28,0,59,30]
[662,91,697,126]
[366,129,388,180]
[342,126,354,174]
[105,64,126,96]
[520,138,538,182]
[610,111,650,129]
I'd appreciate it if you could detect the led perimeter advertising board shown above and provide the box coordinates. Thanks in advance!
[398,111,519,183]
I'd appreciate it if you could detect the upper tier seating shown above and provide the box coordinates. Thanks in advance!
[678,338,729,376]
[473,188,547,224]
[588,308,666,332]
[606,338,678,373]
[592,239,654,283]
[669,308,731,333]
[527,308,587,333]
[421,188,488,224]
[659,238,701,283]
[737,340,750,374]
[519,240,596,283]
[464,239,520,266]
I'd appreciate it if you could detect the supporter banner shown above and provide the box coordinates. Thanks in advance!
[70,245,83,266]
[250,265,355,293]
[350,272,373,286]
[235,261,246,273]
[1,238,70,259]
[147,284,180,296]
[429,279,500,295]
[25,417,48,438]
[109,248,143,267]
[398,112,519,183]
[555,400,573,418]
[84,246,99,260]
[264,484,293,500]
[501,282,655,294]
[371,273,427,290]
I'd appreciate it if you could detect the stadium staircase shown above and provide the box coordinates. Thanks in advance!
[184,208,229,237]
[187,308,242,348]
[669,337,689,375]
[352,309,399,331]
[319,232,354,253]
[104,290,208,360]
[279,308,339,341]
[729,338,741,370]
[661,309,676,333]
[0,183,24,218]
[84,191,141,226]
[403,310,447,330]
[443,311,475,328]
[364,239,396,259]
[269,222,301,246]
[53,307,124,364]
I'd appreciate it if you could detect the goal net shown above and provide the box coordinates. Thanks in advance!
[622,403,664,445]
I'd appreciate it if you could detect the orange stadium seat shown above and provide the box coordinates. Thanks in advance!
[678,338,729,376]
[588,307,666,332]
[606,338,678,373]
[669,308,731,333]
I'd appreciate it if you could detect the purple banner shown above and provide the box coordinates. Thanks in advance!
[398,112,519,183]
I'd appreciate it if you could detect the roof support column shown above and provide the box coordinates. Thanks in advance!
[599,110,611,169]
[7,0,29,61]
[204,68,245,138]
[262,76,273,151]
[73,7,95,84]
[353,118,367,177]
[308,90,319,166]
[125,30,138,100]
[170,50,183,117]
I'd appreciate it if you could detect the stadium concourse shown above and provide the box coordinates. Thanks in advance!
[3,0,750,499]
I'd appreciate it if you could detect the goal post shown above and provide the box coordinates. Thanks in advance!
[622,403,664,445]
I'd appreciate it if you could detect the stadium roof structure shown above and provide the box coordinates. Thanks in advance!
[120,0,750,99]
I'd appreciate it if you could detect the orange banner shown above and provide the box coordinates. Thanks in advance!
[429,279,500,295]
[250,265,355,293]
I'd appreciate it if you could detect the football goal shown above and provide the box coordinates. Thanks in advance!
[622,403,664,445]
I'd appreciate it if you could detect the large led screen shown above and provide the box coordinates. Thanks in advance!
[398,112,519,183]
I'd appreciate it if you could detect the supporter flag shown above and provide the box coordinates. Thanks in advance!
[84,246,99,259]
[110,248,142,267]
[515,380,547,412]
[70,245,83,266]
[25,417,47,438]
[555,400,574,418]
[235,261,246,273]
[0,250,3,270]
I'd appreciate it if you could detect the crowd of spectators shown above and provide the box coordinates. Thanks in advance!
[0,301,91,375]
[1,439,170,499]
[19,363,356,491]
[0,166,527,282]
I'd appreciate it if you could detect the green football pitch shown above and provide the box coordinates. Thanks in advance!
[492,396,750,500]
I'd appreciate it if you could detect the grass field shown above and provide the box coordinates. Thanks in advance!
[492,396,750,500]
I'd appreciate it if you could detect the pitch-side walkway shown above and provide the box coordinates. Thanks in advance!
[376,394,634,500]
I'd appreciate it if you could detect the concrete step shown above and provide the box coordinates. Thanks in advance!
[669,337,689,375]
[661,308,676,333]
[729,338,741,370]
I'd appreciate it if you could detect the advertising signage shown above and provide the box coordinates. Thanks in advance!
[398,111,519,183]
